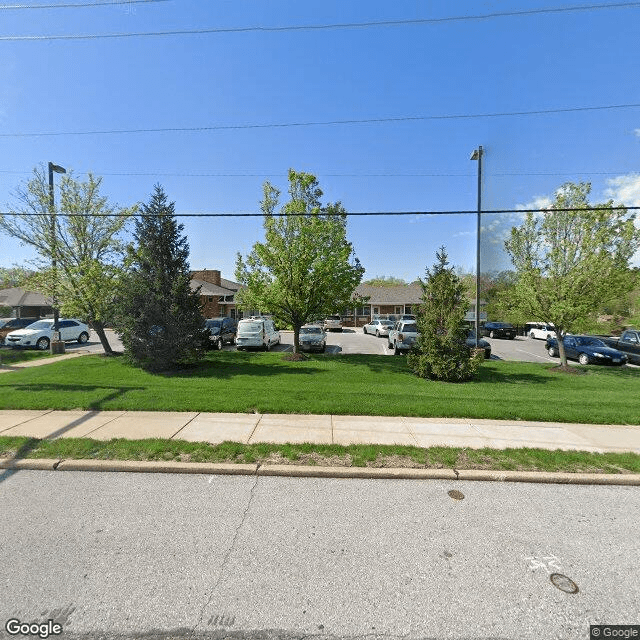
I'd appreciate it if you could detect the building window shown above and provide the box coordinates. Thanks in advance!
[208,297,213,303]
[354,306,371,317]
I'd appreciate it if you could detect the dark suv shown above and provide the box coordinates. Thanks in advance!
[204,317,238,350]
[0,318,39,345]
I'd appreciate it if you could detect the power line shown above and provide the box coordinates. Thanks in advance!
[0,2,638,39]
[0,0,167,9]
[1,169,636,178]
[2,103,639,138]
[1,206,637,218]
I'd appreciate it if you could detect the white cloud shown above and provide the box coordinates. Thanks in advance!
[515,196,553,211]
[605,174,640,207]
[605,174,640,267]
[635,129,640,137]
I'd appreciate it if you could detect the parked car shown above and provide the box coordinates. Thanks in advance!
[481,321,516,340]
[5,319,90,350]
[323,315,343,332]
[0,317,39,345]
[466,331,492,359]
[235,317,280,351]
[362,318,395,337]
[526,322,556,340]
[387,320,419,355]
[204,317,237,350]
[599,329,640,365]
[546,335,627,366]
[298,324,327,352]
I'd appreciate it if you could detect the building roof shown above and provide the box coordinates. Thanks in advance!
[220,277,241,291]
[190,279,237,297]
[354,284,423,305]
[353,284,486,306]
[0,287,52,307]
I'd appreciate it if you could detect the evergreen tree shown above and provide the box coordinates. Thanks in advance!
[407,247,484,381]
[115,185,206,371]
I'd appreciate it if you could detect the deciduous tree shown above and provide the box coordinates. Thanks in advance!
[235,170,365,353]
[504,182,640,367]
[0,166,134,354]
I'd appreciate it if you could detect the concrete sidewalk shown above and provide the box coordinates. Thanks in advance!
[1,409,639,453]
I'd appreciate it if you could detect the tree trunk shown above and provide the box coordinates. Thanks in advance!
[293,324,302,354]
[92,320,114,355]
[556,330,568,367]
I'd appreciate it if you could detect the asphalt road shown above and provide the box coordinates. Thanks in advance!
[0,470,638,640]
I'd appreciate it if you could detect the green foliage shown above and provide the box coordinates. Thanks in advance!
[504,182,640,365]
[0,167,134,353]
[114,185,207,372]
[485,270,528,325]
[235,169,365,352]
[363,275,408,287]
[408,247,483,381]
[0,266,33,290]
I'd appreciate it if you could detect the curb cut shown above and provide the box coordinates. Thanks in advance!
[1,458,639,485]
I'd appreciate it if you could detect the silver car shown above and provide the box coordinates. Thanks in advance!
[299,325,327,352]
[362,319,394,337]
[323,315,342,332]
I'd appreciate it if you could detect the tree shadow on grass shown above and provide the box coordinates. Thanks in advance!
[164,353,323,379]
[0,383,147,410]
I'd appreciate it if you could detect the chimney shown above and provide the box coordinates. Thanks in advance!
[193,269,221,286]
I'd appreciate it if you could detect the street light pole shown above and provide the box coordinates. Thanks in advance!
[48,161,66,352]
[470,146,483,348]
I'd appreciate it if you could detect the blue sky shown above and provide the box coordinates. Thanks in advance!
[1,0,639,283]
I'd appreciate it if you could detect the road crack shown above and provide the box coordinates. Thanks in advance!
[191,464,261,637]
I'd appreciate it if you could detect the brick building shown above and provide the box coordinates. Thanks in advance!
[190,270,241,319]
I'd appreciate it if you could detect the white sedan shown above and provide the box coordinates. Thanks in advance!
[362,319,395,337]
[5,319,90,350]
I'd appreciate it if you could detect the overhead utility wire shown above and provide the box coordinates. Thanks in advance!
[0,2,638,39]
[0,0,167,9]
[2,103,639,138]
[0,170,634,178]
[1,206,638,218]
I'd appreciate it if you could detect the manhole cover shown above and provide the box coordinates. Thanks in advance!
[550,573,579,594]
[448,489,465,500]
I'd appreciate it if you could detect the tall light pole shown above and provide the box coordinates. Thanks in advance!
[49,161,66,352]
[470,146,483,348]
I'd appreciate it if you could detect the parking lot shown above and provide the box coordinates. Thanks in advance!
[3,327,636,367]
[63,327,560,361]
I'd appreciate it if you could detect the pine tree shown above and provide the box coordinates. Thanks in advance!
[115,185,206,371]
[407,247,483,381]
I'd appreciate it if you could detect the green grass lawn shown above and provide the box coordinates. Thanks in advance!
[0,348,55,365]
[1,435,638,473]
[0,351,639,424]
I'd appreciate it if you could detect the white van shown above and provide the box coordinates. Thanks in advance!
[526,322,556,341]
[235,317,281,351]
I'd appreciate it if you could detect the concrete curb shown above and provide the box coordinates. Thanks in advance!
[0,458,59,470]
[56,460,258,475]
[1,458,639,485]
